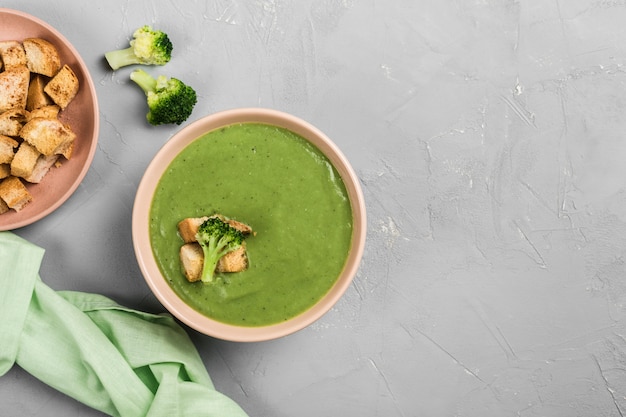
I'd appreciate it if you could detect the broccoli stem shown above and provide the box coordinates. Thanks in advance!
[129,69,157,95]
[104,47,141,71]
[199,237,230,283]
[200,250,219,283]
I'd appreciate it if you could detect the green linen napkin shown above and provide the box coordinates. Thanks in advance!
[0,231,249,417]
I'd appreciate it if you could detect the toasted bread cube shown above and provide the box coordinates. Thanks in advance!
[180,243,204,282]
[178,215,254,243]
[26,74,53,111]
[0,164,10,179]
[56,139,74,160]
[23,38,60,77]
[23,153,59,183]
[0,135,18,164]
[0,196,9,214]
[177,216,210,243]
[44,64,79,109]
[0,108,29,136]
[225,218,254,235]
[11,142,40,178]
[0,41,26,69]
[0,176,31,211]
[208,214,254,235]
[215,244,249,273]
[0,65,29,113]
[28,104,60,120]
[20,117,76,156]
[179,242,249,282]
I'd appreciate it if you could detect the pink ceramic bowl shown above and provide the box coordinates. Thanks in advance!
[132,108,366,342]
[0,9,99,230]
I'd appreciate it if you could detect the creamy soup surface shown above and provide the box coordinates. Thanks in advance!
[149,122,353,326]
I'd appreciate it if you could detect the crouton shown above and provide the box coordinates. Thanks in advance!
[0,108,29,136]
[177,216,210,243]
[178,215,254,243]
[225,218,254,235]
[0,196,9,214]
[216,244,249,273]
[0,65,29,113]
[19,117,76,157]
[11,142,40,178]
[179,243,204,282]
[22,38,60,77]
[22,153,59,183]
[44,64,79,109]
[0,164,10,179]
[0,176,31,211]
[26,74,53,111]
[0,135,18,164]
[56,139,74,160]
[0,40,26,69]
[179,242,249,283]
[28,104,60,120]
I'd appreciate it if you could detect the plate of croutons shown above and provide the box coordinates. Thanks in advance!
[0,8,98,230]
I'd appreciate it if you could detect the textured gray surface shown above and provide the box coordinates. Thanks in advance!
[3,1,626,416]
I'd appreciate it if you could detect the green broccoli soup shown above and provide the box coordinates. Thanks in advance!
[149,122,354,327]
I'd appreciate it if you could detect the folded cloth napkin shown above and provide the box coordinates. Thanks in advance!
[0,231,249,417]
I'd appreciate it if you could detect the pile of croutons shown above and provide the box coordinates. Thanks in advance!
[0,37,79,214]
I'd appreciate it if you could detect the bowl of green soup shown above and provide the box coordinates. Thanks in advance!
[132,108,366,342]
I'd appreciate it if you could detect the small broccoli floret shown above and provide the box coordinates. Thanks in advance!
[105,25,173,70]
[195,217,246,283]
[130,69,197,125]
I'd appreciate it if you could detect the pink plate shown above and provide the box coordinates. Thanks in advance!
[0,9,99,230]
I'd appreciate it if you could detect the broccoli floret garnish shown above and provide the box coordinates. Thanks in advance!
[130,68,197,126]
[105,25,173,70]
[195,217,246,283]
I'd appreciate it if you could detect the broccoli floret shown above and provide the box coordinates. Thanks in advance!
[130,69,197,125]
[195,217,246,283]
[105,25,173,70]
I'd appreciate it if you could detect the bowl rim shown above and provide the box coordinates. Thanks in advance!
[0,8,100,230]
[132,107,366,342]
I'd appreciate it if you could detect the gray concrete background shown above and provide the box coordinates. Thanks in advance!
[3,1,626,416]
